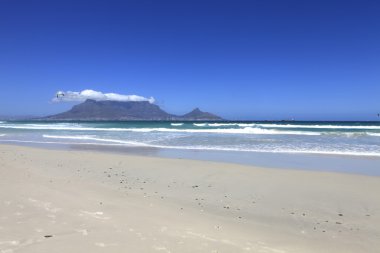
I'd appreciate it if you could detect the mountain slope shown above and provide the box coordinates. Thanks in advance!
[180,108,222,121]
[46,100,223,121]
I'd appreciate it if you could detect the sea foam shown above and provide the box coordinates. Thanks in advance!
[1,121,380,158]
[256,123,380,130]
[3,137,379,157]
[0,124,320,135]
[42,135,150,146]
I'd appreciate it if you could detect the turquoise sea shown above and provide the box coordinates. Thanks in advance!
[1,120,380,175]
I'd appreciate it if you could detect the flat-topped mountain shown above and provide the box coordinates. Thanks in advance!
[46,99,223,121]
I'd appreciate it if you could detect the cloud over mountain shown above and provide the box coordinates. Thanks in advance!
[52,89,155,104]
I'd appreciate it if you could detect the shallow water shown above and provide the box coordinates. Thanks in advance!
[1,120,379,176]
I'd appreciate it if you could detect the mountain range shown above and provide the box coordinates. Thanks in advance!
[45,99,223,121]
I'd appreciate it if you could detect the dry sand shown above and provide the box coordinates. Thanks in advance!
[0,144,379,253]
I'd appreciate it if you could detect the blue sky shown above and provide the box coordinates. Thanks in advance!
[0,0,379,120]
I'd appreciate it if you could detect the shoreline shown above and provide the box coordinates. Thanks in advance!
[1,140,380,176]
[1,144,380,252]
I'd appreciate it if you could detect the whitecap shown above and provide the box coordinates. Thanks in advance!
[257,123,380,130]
[207,123,255,127]
[0,123,321,135]
[2,138,379,157]
[42,135,150,146]
[106,127,321,135]
[367,132,380,137]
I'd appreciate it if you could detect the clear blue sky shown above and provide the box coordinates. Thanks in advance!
[0,0,379,120]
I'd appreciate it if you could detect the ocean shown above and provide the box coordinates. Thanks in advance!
[1,120,380,175]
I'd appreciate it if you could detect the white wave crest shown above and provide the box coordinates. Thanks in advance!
[207,123,255,127]
[0,134,5,137]
[3,123,379,137]
[0,124,319,135]
[171,123,184,126]
[193,123,207,127]
[42,135,150,146]
[109,127,321,135]
[193,123,255,127]
[151,145,380,157]
[0,123,83,131]
[1,139,380,157]
[367,133,380,137]
[257,123,380,130]
[323,132,380,137]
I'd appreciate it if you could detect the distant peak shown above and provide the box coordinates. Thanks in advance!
[181,107,223,121]
[191,108,201,112]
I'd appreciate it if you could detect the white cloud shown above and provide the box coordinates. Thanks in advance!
[52,89,155,104]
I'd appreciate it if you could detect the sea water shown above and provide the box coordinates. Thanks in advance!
[1,121,379,175]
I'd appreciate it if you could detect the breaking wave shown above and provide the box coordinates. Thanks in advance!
[111,127,321,135]
[42,135,149,146]
[0,124,320,135]
[256,123,380,130]
[192,122,380,130]
[367,132,380,137]
[1,121,380,159]
[1,135,378,157]
[193,123,207,127]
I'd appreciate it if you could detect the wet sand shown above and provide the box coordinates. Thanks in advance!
[1,144,379,252]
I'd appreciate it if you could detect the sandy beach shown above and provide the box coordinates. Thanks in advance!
[1,144,379,253]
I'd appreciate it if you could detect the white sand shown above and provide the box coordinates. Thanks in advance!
[0,144,380,252]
